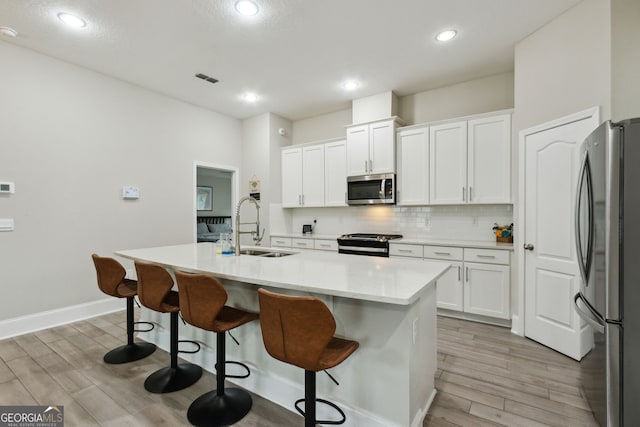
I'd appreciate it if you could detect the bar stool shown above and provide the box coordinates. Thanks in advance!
[134,260,202,393]
[257,288,359,427]
[91,254,156,364]
[175,271,258,427]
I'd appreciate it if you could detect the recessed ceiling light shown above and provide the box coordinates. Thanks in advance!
[242,92,259,103]
[436,29,457,42]
[57,12,87,28]
[235,1,259,16]
[0,26,18,37]
[342,80,361,91]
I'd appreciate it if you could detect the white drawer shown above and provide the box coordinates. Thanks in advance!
[270,237,292,248]
[314,239,338,251]
[389,243,424,258]
[423,245,463,261]
[463,248,510,265]
[292,238,314,249]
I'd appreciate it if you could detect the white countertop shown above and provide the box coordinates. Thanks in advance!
[270,232,514,250]
[394,237,514,251]
[115,243,450,305]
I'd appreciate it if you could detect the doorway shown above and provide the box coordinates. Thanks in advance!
[517,107,599,360]
[193,161,239,243]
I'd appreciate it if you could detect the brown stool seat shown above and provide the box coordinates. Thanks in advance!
[318,337,359,372]
[257,288,359,427]
[175,270,258,427]
[91,254,156,364]
[134,260,202,394]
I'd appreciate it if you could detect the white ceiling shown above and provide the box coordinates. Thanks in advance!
[0,0,581,121]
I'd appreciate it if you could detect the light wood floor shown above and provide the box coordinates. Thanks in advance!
[0,310,598,426]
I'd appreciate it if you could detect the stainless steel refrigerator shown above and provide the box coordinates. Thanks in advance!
[573,118,640,426]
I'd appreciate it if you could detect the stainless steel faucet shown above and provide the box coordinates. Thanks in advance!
[234,196,265,255]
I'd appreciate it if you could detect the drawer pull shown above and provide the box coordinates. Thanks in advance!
[296,242,307,246]
[476,255,496,259]
[466,267,469,282]
[458,266,461,281]
[434,252,451,256]
[398,249,413,253]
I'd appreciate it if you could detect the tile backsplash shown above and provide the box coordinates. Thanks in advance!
[283,204,513,242]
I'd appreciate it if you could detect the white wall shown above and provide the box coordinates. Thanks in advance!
[0,41,242,322]
[611,0,640,121]
[291,108,352,145]
[511,0,612,320]
[398,72,515,125]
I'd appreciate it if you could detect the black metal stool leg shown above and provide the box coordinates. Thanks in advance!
[144,312,202,393]
[294,370,347,426]
[103,296,156,364]
[305,370,316,427]
[187,331,253,427]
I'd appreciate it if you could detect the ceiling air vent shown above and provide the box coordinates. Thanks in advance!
[195,73,219,84]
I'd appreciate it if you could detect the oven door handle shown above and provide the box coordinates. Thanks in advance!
[573,292,605,334]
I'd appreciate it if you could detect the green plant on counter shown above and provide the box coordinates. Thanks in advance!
[492,223,513,238]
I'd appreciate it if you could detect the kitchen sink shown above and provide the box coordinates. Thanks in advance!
[239,249,293,257]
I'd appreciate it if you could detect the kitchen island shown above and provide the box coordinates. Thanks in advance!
[115,243,450,427]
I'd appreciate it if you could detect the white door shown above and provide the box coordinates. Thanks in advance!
[369,119,395,174]
[523,110,599,360]
[281,148,302,207]
[324,140,347,206]
[397,126,429,205]
[429,121,467,204]
[301,145,324,207]
[346,124,369,176]
[468,114,511,203]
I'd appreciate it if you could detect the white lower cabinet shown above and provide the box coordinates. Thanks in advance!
[270,236,338,252]
[391,243,511,320]
[435,261,463,311]
[463,261,510,319]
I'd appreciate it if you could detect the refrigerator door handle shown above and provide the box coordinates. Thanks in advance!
[584,153,595,281]
[573,292,605,334]
[574,150,591,286]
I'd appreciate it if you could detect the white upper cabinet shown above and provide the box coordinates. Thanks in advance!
[429,121,468,204]
[282,148,303,208]
[301,145,325,207]
[324,139,348,206]
[281,145,324,207]
[429,113,511,205]
[346,118,397,176]
[467,114,511,203]
[397,125,429,206]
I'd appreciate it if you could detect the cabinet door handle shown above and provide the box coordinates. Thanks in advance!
[462,187,466,202]
[434,251,451,256]
[477,255,496,259]
[302,194,305,205]
[469,186,473,201]
[369,159,373,172]
[466,267,469,282]
[364,160,368,173]
[458,266,461,281]
[298,195,301,205]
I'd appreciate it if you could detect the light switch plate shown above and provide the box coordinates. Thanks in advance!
[0,218,14,231]
[122,186,140,199]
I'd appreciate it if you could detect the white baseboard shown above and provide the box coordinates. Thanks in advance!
[0,298,124,340]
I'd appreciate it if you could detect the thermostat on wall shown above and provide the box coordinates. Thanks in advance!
[122,186,140,199]
[0,182,15,194]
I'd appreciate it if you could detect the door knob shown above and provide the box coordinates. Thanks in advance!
[523,243,534,251]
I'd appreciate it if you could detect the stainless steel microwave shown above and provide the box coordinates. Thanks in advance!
[346,173,395,205]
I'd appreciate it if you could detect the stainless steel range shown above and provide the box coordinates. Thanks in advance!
[337,233,403,257]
